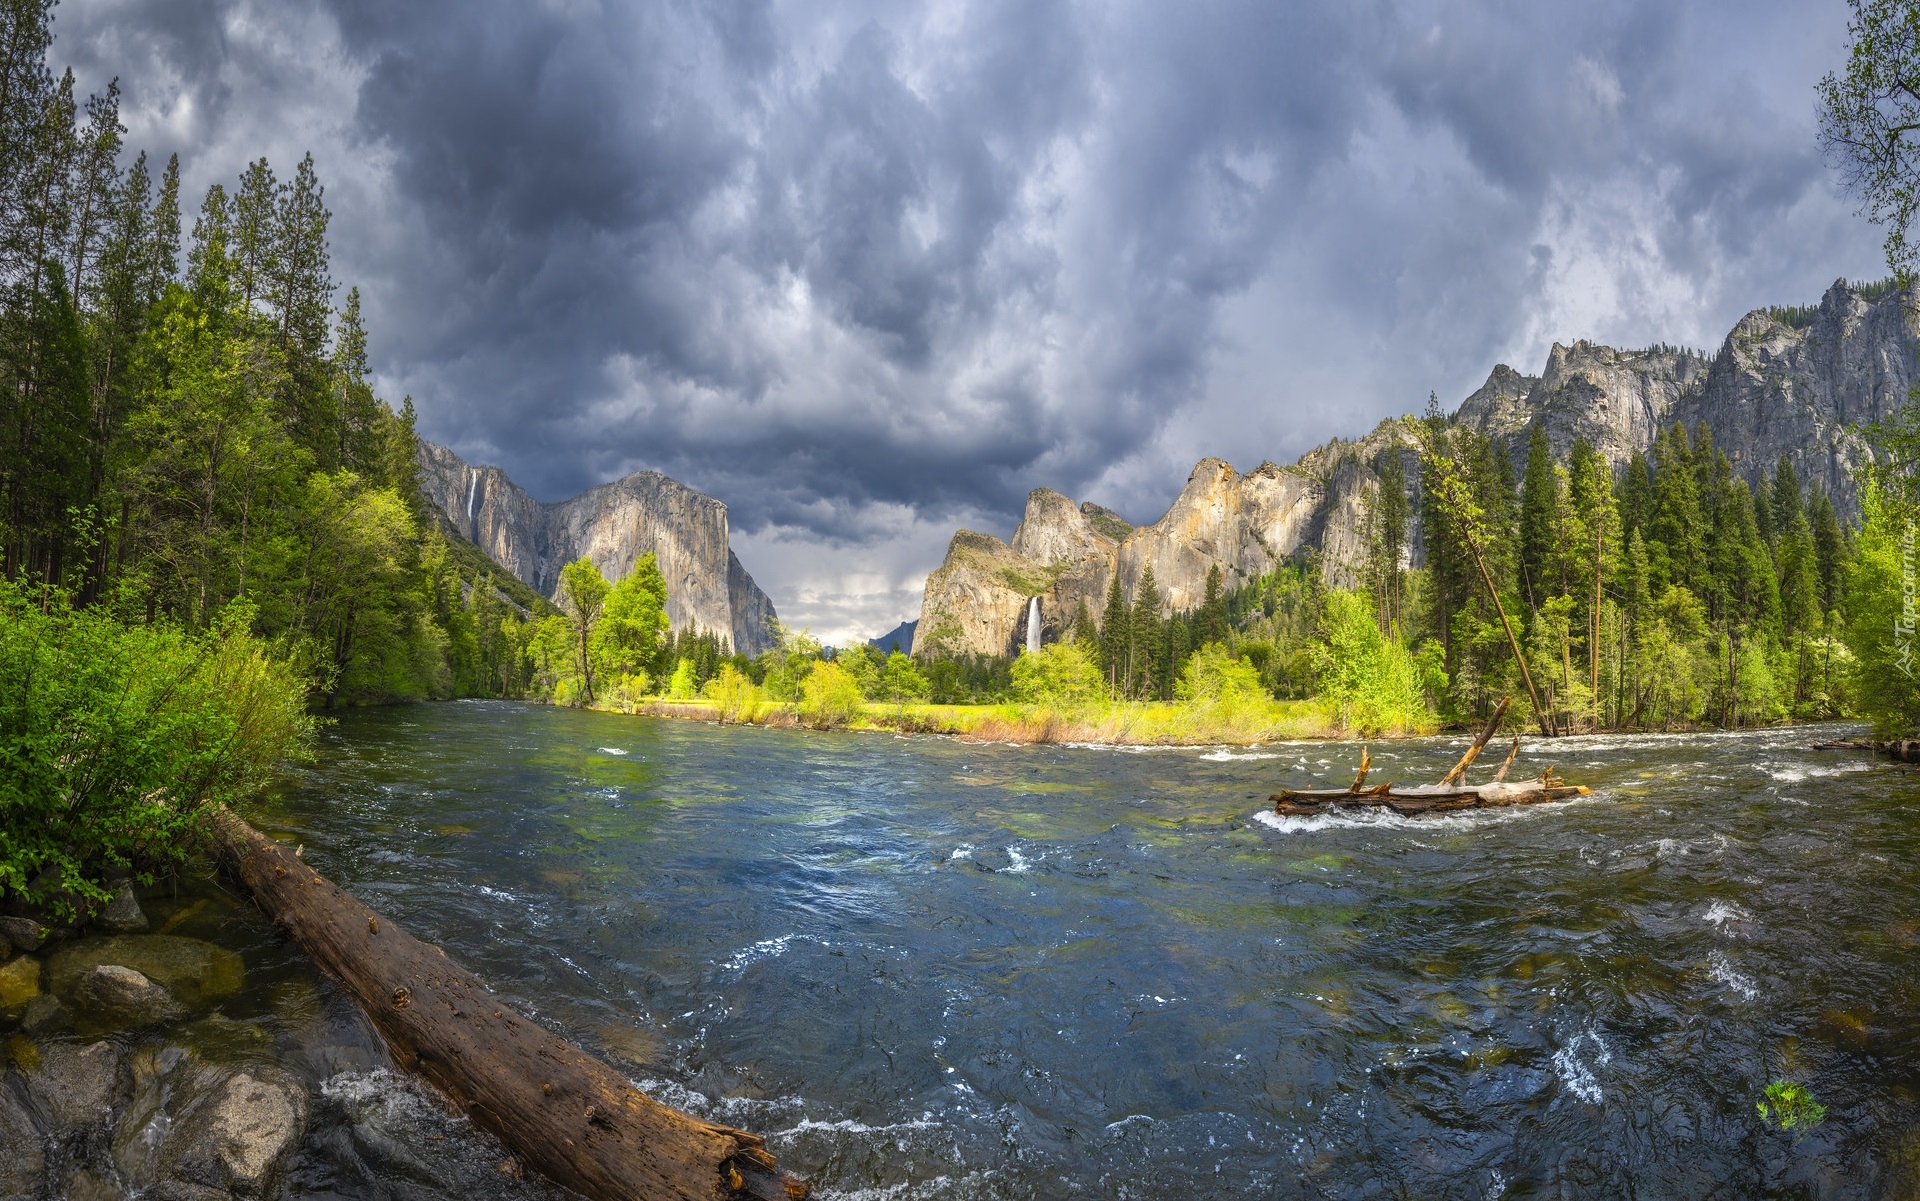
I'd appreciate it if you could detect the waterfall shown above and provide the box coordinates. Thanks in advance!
[466,472,479,532]
[1026,596,1042,654]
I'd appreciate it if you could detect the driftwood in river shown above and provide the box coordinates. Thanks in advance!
[1811,737,1920,763]
[210,808,807,1201]
[1270,698,1591,817]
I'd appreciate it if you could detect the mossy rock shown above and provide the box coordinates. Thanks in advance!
[47,936,242,1009]
[0,956,40,1011]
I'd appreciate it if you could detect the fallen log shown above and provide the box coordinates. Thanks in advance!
[1270,779,1590,817]
[209,808,807,1201]
[1812,737,1920,762]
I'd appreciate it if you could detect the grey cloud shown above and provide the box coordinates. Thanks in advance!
[54,0,1886,639]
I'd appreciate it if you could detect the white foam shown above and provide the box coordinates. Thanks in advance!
[1199,749,1284,761]
[811,1174,997,1201]
[1252,795,1598,835]
[720,934,818,973]
[1709,951,1759,1001]
[599,746,629,755]
[1704,900,1749,929]
[948,843,974,861]
[771,1115,942,1139]
[1005,846,1032,873]
[1551,1029,1610,1104]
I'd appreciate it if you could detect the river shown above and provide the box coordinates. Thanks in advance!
[251,701,1920,1198]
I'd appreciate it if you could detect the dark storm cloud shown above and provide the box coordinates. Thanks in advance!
[52,0,1880,637]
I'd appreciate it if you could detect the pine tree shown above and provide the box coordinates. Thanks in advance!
[1100,569,1127,696]
[148,152,180,297]
[232,157,277,314]
[1131,565,1162,700]
[1518,418,1556,608]
[1372,446,1409,630]
[1199,562,1227,644]
[1809,488,1847,616]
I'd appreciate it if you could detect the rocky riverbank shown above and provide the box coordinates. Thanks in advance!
[0,874,571,1201]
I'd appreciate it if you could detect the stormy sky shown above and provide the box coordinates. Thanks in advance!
[57,0,1883,642]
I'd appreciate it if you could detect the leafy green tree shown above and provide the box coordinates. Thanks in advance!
[880,650,931,703]
[593,552,668,683]
[1175,643,1265,710]
[1310,590,1426,735]
[558,556,610,703]
[1819,0,1920,279]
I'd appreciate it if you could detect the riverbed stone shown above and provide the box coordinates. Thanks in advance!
[0,1083,43,1199]
[60,1166,126,1201]
[48,936,243,1009]
[74,964,186,1028]
[19,1039,122,1136]
[18,992,70,1036]
[0,956,40,1011]
[157,1067,308,1199]
[100,883,148,933]
[0,918,47,953]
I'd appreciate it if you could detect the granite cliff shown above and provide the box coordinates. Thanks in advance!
[417,443,779,655]
[914,278,1916,659]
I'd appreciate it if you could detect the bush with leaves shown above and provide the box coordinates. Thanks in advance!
[798,660,865,728]
[1310,590,1428,735]
[702,663,764,723]
[1010,642,1106,707]
[1174,642,1266,710]
[0,584,314,917]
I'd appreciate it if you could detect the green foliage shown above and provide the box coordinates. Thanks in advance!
[0,583,313,916]
[1010,642,1106,707]
[1757,1080,1826,1134]
[667,658,698,699]
[592,552,667,682]
[797,660,864,728]
[701,663,764,723]
[1174,642,1265,710]
[878,651,931,703]
[1819,0,1920,280]
[1842,483,1920,734]
[1310,590,1427,735]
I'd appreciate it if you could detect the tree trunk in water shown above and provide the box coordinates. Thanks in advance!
[210,809,807,1201]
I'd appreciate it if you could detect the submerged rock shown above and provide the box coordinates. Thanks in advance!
[100,883,149,933]
[0,955,40,1011]
[48,936,243,1009]
[18,992,71,1036]
[74,964,187,1028]
[157,1067,309,1199]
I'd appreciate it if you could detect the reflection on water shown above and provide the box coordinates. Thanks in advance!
[262,702,1920,1198]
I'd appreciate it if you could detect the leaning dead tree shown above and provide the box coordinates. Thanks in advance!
[211,809,808,1201]
[1401,417,1552,737]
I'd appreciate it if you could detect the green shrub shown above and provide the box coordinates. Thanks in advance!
[0,584,314,916]
[1757,1080,1826,1134]
[702,663,764,723]
[1010,642,1105,707]
[1174,642,1265,708]
[797,660,864,728]
[1309,590,1428,735]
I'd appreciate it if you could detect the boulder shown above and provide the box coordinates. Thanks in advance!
[0,956,39,1010]
[158,1068,308,1199]
[0,1084,44,1199]
[99,883,148,933]
[19,1039,122,1137]
[73,964,186,1028]
[48,936,242,1009]
[0,919,44,954]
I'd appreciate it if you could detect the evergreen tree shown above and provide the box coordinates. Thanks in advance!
[1518,418,1556,608]
[1131,565,1163,700]
[1199,562,1227,644]
[1099,569,1127,695]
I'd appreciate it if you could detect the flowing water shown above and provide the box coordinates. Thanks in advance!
[246,701,1920,1198]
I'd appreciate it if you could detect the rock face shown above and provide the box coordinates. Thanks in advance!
[914,279,1917,658]
[417,441,781,655]
[914,426,1412,658]
[1455,279,1919,513]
